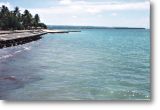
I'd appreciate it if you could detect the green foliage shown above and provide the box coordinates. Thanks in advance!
[38,23,47,29]
[0,5,47,30]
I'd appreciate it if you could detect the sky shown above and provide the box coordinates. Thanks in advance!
[0,0,150,28]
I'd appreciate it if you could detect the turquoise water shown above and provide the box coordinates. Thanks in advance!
[0,29,150,100]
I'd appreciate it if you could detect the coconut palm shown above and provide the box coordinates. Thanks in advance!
[14,7,20,16]
[0,5,47,30]
[0,5,10,30]
[22,10,33,29]
[33,14,40,28]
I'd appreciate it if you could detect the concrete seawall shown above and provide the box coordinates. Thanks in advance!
[0,31,47,48]
[0,29,81,49]
[42,29,81,33]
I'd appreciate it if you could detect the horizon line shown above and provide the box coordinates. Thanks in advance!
[47,25,149,29]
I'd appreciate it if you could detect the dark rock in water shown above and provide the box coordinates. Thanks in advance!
[0,76,16,81]
[3,76,16,81]
[0,77,23,93]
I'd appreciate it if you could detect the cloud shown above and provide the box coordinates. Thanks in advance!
[0,1,149,27]
[0,1,150,15]
[59,0,72,5]
[111,13,117,16]
[29,1,149,15]
[25,1,149,26]
[72,15,77,18]
[84,1,150,13]
[0,2,12,9]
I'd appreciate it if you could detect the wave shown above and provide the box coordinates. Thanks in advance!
[23,46,31,51]
[0,45,32,60]
[0,54,13,60]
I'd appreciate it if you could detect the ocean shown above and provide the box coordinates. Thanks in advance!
[0,27,150,100]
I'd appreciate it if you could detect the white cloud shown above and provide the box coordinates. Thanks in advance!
[26,1,149,26]
[84,1,149,13]
[0,1,149,27]
[72,15,77,18]
[29,1,149,15]
[97,14,103,18]
[111,13,117,16]
[59,0,72,5]
[0,2,12,9]
[1,1,149,16]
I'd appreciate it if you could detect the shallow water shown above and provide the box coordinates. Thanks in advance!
[0,29,150,100]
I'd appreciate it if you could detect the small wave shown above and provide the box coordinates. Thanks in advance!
[0,54,13,60]
[14,50,22,54]
[0,46,32,60]
[0,49,22,60]
[23,46,31,51]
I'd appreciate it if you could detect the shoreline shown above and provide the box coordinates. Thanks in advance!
[42,29,81,33]
[0,29,81,49]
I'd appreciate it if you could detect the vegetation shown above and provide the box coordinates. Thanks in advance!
[0,5,47,30]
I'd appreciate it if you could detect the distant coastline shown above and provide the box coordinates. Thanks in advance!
[47,25,147,30]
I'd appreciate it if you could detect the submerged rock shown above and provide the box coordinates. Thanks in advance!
[0,76,16,81]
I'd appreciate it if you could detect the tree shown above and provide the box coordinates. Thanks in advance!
[22,10,33,29]
[34,14,40,24]
[0,5,47,30]
[38,23,47,29]
[0,5,10,30]
[33,14,40,28]
[1,5,10,17]
[14,7,20,16]
[12,7,23,30]
[8,13,19,30]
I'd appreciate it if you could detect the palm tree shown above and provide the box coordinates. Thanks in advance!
[38,23,47,29]
[35,14,40,23]
[0,7,2,29]
[33,14,40,28]
[0,5,10,30]
[0,5,47,30]
[14,7,20,16]
[1,5,9,16]
[22,10,33,29]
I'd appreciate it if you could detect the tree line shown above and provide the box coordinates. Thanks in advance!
[0,5,47,30]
